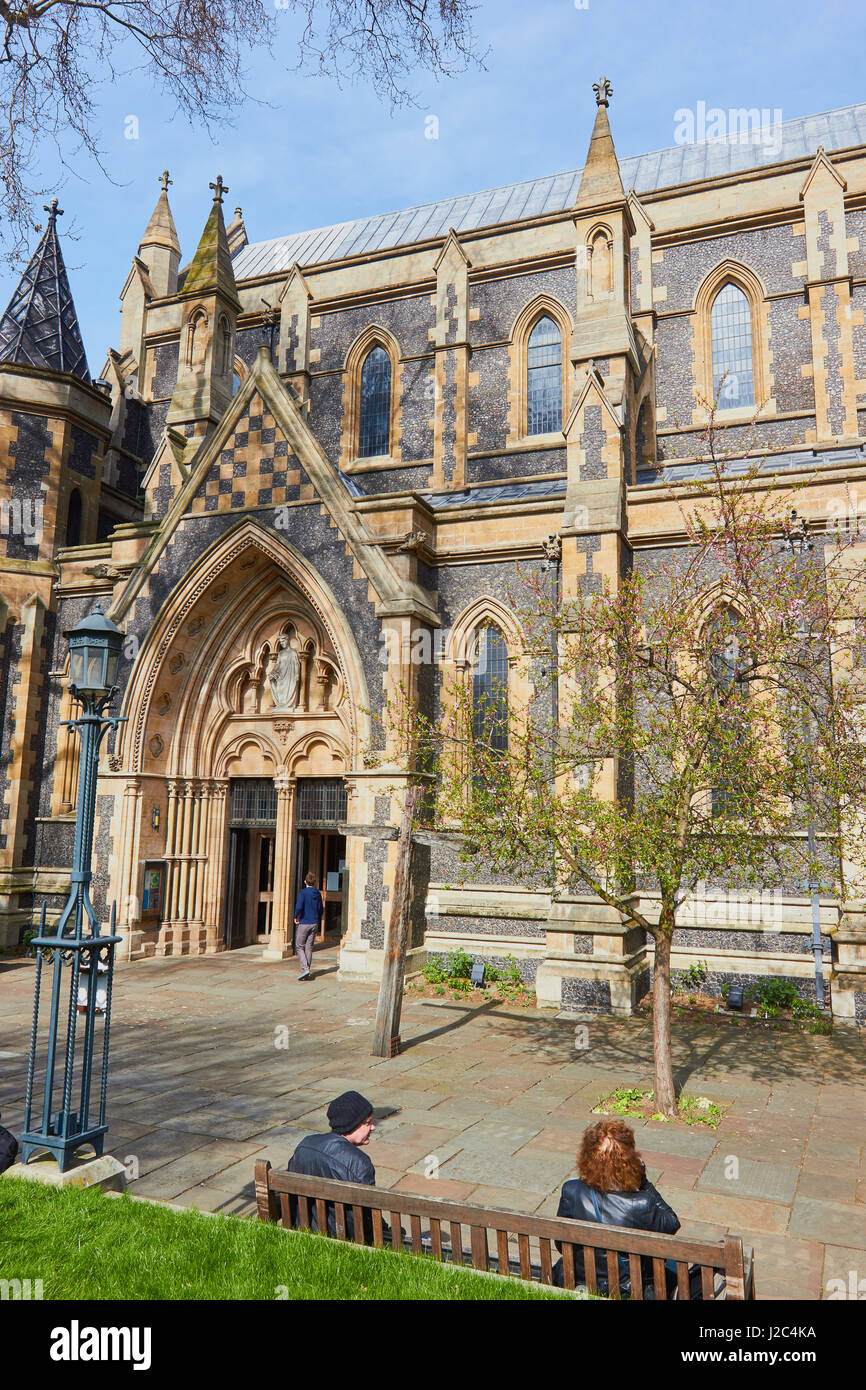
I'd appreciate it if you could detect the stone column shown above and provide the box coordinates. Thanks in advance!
[203,780,229,952]
[116,777,143,958]
[159,779,180,951]
[263,774,296,961]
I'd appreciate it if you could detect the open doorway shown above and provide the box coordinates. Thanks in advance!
[225,779,278,949]
[292,778,348,948]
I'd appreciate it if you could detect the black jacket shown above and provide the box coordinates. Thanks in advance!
[553,1173,681,1297]
[287,1132,376,1241]
[0,1121,17,1174]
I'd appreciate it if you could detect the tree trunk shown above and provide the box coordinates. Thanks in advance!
[652,925,677,1117]
[371,782,422,1058]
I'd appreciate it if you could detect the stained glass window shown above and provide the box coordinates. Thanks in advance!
[358,346,391,457]
[527,315,562,435]
[711,283,755,409]
[472,626,509,755]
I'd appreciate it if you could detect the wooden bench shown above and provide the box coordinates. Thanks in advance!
[254,1161,755,1299]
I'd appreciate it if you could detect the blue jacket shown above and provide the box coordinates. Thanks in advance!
[294,885,324,924]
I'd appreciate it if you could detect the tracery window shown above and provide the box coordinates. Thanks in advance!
[711,283,755,409]
[472,626,509,756]
[526,316,563,435]
[358,346,391,457]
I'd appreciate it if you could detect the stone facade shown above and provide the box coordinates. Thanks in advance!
[3,93,866,1022]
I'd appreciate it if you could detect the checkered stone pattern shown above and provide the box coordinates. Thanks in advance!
[192,396,301,514]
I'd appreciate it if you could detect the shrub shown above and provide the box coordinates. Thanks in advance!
[750,978,801,1011]
[672,959,708,993]
[422,957,447,984]
[444,948,474,981]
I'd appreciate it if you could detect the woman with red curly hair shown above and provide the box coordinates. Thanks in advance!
[553,1118,681,1297]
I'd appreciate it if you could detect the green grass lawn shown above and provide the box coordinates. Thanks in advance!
[0,1180,575,1301]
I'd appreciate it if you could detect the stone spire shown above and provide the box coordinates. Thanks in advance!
[182,175,240,306]
[576,76,626,209]
[137,171,181,299]
[0,199,90,382]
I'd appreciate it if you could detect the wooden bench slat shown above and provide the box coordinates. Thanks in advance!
[701,1264,716,1300]
[517,1233,531,1282]
[561,1242,576,1291]
[470,1225,487,1271]
[334,1201,346,1241]
[629,1252,643,1299]
[298,1193,310,1231]
[315,1198,328,1235]
[372,1207,384,1248]
[279,1192,292,1230]
[410,1214,422,1254]
[582,1245,597,1293]
[606,1249,621,1300]
[676,1260,690,1300]
[539,1237,553,1286]
[449,1222,462,1267]
[352,1204,365,1245]
[653,1256,667,1301]
[430,1218,442,1259]
[496,1229,510,1278]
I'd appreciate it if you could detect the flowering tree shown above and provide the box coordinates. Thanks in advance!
[387,415,866,1115]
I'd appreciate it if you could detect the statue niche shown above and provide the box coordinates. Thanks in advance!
[269,633,301,712]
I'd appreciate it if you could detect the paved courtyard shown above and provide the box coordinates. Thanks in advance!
[2,944,865,1300]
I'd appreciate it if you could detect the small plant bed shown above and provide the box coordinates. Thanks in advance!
[406,950,536,1008]
[636,962,833,1035]
[592,1085,728,1129]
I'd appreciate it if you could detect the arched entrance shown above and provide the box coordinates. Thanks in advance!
[109,520,371,958]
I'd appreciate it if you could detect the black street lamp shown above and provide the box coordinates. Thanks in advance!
[19,603,124,1170]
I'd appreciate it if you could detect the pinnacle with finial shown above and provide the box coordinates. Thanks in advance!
[593,76,613,107]
[209,175,228,205]
[43,197,63,222]
[160,170,172,193]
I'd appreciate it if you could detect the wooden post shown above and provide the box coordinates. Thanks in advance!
[372,782,422,1058]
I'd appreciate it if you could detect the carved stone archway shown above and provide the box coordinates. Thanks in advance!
[107,520,371,958]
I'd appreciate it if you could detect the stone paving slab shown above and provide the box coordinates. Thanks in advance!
[789,1196,866,1248]
[698,1154,800,1204]
[130,1141,264,1200]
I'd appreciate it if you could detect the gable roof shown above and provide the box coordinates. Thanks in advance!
[0,198,90,381]
[232,101,866,281]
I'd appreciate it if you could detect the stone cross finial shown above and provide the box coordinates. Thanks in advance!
[43,197,63,222]
[160,170,172,193]
[593,76,613,107]
[209,175,228,204]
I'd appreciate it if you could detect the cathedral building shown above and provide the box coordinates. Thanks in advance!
[2,85,865,1022]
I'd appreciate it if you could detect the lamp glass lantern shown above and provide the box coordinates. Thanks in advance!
[66,603,123,699]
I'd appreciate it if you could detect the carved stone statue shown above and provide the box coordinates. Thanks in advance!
[269,634,300,711]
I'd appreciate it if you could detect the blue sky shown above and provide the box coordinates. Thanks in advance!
[8,0,866,366]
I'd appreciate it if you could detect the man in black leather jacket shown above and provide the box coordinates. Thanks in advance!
[287,1090,378,1242]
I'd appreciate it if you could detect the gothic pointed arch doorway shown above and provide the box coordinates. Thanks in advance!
[109,520,371,959]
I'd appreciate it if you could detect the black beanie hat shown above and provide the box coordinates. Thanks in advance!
[327,1090,373,1135]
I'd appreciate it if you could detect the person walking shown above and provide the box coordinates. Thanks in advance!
[294,870,323,980]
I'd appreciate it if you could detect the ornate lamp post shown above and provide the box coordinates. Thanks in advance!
[19,603,124,1170]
